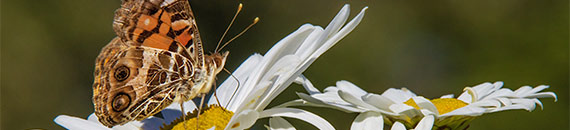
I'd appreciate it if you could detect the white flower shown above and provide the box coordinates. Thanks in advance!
[290,79,557,130]
[54,4,368,130]
[209,4,367,130]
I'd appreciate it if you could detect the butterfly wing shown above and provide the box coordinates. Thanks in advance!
[113,0,204,66]
[93,0,206,127]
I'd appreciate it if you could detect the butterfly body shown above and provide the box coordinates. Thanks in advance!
[92,0,228,127]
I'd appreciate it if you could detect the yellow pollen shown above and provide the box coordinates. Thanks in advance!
[404,98,468,115]
[169,105,234,130]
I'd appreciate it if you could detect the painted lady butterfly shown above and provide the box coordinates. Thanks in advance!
[92,0,228,127]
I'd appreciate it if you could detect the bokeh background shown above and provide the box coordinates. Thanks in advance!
[2,0,568,129]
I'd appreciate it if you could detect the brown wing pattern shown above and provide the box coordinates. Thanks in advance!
[113,0,204,66]
[93,0,208,127]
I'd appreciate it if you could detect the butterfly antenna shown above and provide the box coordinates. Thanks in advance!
[217,17,259,52]
[215,3,243,53]
[223,68,241,108]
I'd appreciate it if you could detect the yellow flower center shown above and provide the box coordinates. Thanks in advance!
[404,98,468,115]
[165,105,234,130]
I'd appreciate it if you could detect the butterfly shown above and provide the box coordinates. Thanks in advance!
[92,0,228,127]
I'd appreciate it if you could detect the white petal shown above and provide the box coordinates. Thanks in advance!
[362,93,395,111]
[297,92,366,112]
[412,97,439,115]
[526,92,558,101]
[381,88,416,103]
[481,89,514,101]
[209,54,263,107]
[54,115,110,130]
[135,116,165,130]
[269,117,296,130]
[471,99,501,108]
[470,82,496,101]
[112,123,141,130]
[235,81,273,112]
[87,113,100,123]
[514,86,533,96]
[510,98,537,111]
[532,98,544,110]
[440,105,485,117]
[295,75,321,95]
[489,105,531,112]
[336,80,368,98]
[254,55,303,110]
[338,90,379,111]
[440,94,454,99]
[389,104,420,116]
[259,108,335,130]
[310,7,368,60]
[351,111,383,130]
[234,25,316,110]
[528,85,549,94]
[391,121,406,130]
[225,109,260,130]
[456,91,472,104]
[323,4,350,39]
[162,101,196,124]
[414,115,434,130]
[295,26,324,60]
[497,97,513,106]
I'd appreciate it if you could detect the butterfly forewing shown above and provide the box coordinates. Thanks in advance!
[93,0,228,127]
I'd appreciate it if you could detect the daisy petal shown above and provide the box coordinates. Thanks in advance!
[269,117,296,130]
[336,80,368,97]
[338,90,378,111]
[226,109,260,130]
[414,115,435,130]
[362,93,395,111]
[323,4,350,39]
[210,54,263,107]
[514,86,533,96]
[162,101,196,124]
[391,121,406,130]
[137,116,165,130]
[54,115,110,130]
[295,75,321,95]
[259,108,334,130]
[440,94,454,99]
[351,111,383,130]
[87,113,100,123]
[381,88,416,103]
[526,92,558,101]
[412,97,439,115]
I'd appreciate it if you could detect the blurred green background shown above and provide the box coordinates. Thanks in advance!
[1,0,568,129]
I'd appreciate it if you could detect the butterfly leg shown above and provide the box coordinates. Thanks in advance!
[196,94,206,129]
[179,100,189,129]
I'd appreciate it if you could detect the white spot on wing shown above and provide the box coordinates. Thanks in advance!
[160,0,176,7]
[144,18,150,26]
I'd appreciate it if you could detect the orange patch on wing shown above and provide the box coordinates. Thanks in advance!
[159,23,170,36]
[142,34,174,50]
[176,30,192,46]
[132,28,145,41]
[137,15,158,31]
[159,11,172,25]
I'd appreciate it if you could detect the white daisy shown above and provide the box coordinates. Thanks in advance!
[55,4,368,130]
[289,78,557,130]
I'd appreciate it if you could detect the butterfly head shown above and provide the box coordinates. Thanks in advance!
[206,51,229,74]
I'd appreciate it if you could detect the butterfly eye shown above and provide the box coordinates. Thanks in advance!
[111,93,131,112]
[114,66,130,82]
